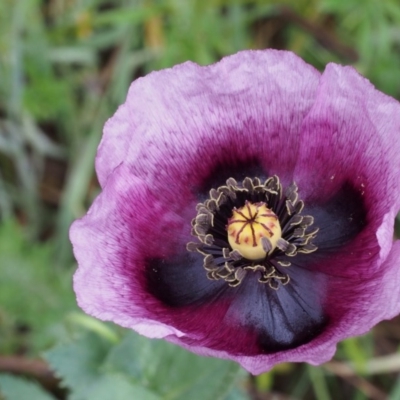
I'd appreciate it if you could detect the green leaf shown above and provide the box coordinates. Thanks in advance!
[45,327,241,400]
[44,332,113,400]
[44,330,166,400]
[0,374,56,400]
[84,374,161,400]
[104,331,240,400]
[224,387,250,400]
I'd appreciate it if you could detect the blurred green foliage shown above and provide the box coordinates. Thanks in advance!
[1,0,400,399]
[0,219,77,354]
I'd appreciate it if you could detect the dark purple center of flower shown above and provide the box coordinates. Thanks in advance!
[187,176,319,290]
[146,178,367,355]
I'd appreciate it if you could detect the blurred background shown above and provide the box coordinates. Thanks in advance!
[1,0,400,399]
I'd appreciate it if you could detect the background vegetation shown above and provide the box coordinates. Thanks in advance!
[1,0,400,399]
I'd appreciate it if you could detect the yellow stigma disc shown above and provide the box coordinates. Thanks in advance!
[227,201,281,260]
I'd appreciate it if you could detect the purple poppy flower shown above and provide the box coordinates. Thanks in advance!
[70,50,400,374]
